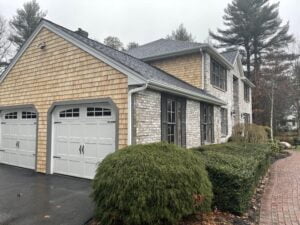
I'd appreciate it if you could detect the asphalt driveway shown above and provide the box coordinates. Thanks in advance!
[0,164,94,225]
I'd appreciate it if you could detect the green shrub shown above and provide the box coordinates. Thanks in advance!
[230,124,269,144]
[92,142,213,225]
[193,143,272,214]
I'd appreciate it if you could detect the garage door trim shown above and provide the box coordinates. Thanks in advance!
[0,104,39,171]
[46,98,119,174]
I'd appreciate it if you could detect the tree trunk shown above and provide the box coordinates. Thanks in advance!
[245,45,251,79]
[270,83,274,142]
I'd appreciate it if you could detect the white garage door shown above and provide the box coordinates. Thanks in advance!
[0,109,37,169]
[52,103,116,179]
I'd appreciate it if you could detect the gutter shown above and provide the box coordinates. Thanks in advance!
[127,84,148,145]
[148,81,226,106]
[241,77,256,88]
[142,45,234,70]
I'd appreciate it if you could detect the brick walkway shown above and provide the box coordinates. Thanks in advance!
[260,151,300,225]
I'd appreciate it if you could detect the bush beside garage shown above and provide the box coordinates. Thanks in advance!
[92,129,279,224]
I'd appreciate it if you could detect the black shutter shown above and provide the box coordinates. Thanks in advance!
[181,99,186,148]
[200,103,204,145]
[161,94,168,142]
[211,106,215,143]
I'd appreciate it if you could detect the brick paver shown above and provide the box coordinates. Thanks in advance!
[260,151,300,225]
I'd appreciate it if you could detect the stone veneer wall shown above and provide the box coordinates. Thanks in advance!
[133,90,161,144]
[186,100,201,148]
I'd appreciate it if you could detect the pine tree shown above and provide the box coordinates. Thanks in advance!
[210,0,294,81]
[166,24,194,42]
[9,0,46,49]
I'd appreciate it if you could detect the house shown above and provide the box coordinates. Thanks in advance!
[127,39,254,144]
[0,19,253,179]
[279,105,298,131]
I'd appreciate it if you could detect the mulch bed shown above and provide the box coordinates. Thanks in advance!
[87,151,291,225]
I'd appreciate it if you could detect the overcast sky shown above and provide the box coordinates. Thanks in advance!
[1,0,299,46]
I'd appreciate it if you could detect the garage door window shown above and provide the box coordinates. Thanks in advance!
[4,112,18,119]
[22,111,37,119]
[87,107,111,117]
[59,108,79,118]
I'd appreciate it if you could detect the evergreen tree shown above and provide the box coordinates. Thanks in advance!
[210,0,294,81]
[166,24,194,42]
[9,0,46,49]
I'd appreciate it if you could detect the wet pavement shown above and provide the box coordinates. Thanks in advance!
[0,164,94,225]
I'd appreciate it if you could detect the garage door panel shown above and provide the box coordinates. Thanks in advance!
[0,109,37,170]
[55,141,68,155]
[83,143,97,158]
[52,103,116,179]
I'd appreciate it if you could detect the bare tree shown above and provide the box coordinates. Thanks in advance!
[127,42,139,50]
[104,36,124,51]
[0,16,11,73]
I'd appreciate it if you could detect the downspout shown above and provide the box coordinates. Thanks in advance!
[128,83,148,145]
[200,48,205,89]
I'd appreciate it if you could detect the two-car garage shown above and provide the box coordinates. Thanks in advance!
[0,101,117,179]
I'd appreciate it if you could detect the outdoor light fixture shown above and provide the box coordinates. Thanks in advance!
[38,42,46,50]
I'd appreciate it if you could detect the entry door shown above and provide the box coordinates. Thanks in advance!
[52,104,116,179]
[0,109,37,169]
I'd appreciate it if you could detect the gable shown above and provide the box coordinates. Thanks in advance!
[0,27,129,112]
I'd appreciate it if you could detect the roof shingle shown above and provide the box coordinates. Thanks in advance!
[43,19,223,104]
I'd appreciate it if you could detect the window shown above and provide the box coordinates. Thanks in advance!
[221,108,228,136]
[59,108,79,118]
[87,107,111,117]
[243,113,250,124]
[22,111,37,119]
[211,59,227,91]
[161,94,186,147]
[200,103,214,144]
[167,99,176,144]
[244,83,250,102]
[4,112,17,119]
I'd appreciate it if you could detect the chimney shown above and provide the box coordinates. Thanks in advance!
[74,28,89,38]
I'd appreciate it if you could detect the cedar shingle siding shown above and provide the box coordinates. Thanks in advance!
[0,28,128,172]
[150,53,202,88]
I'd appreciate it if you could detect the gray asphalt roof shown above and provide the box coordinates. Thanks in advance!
[43,19,222,103]
[221,50,239,64]
[127,39,203,59]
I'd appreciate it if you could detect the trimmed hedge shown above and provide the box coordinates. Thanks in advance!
[92,142,213,225]
[193,143,273,214]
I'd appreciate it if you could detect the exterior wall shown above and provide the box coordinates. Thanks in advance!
[203,53,253,143]
[0,28,128,173]
[214,106,222,144]
[239,80,253,123]
[150,53,202,88]
[133,90,202,148]
[186,100,201,148]
[203,53,233,143]
[133,90,161,144]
